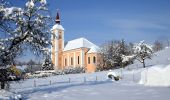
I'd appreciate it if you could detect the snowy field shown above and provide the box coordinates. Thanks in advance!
[10,70,170,100]
[1,47,170,100]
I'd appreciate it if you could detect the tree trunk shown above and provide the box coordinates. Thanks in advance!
[143,59,145,68]
[0,82,5,89]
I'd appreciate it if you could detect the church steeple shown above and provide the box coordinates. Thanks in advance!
[55,10,60,24]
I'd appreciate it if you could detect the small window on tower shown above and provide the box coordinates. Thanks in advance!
[58,34,62,39]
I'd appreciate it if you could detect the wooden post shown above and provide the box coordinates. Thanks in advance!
[95,76,98,82]
[69,78,71,83]
[133,70,135,82]
[50,80,52,85]
[84,77,86,83]
[34,80,36,87]
[121,69,123,79]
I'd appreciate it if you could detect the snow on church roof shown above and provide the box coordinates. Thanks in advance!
[87,46,100,53]
[64,38,99,51]
[51,24,64,31]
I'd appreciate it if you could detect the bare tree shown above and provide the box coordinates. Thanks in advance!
[0,0,51,89]
[153,40,164,52]
[133,41,153,68]
[98,39,132,70]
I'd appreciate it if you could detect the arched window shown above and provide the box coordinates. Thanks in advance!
[77,56,80,65]
[88,57,90,64]
[71,57,73,65]
[93,56,96,63]
[65,58,67,66]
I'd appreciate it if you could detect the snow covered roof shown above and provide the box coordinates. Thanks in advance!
[64,38,99,51]
[51,24,64,31]
[87,46,100,53]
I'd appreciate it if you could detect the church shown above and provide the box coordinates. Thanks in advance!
[51,12,100,72]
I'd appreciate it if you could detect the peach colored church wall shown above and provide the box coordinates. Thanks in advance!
[62,48,100,73]
[86,53,99,73]
[62,48,82,68]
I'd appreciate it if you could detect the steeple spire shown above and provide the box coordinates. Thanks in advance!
[55,9,60,24]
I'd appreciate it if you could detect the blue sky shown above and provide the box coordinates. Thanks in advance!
[50,0,170,45]
[11,0,170,45]
[8,0,170,61]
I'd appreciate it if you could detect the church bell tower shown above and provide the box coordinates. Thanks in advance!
[51,11,64,70]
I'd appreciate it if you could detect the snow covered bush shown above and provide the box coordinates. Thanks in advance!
[0,0,51,89]
[98,40,134,70]
[107,71,120,81]
[133,41,153,68]
[26,70,56,79]
[63,66,85,74]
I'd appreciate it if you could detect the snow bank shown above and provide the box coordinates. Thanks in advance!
[0,90,21,100]
[139,64,170,87]
[26,70,56,78]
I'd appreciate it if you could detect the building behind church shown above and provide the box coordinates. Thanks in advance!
[51,12,101,72]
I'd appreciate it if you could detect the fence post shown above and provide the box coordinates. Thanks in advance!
[133,70,135,82]
[69,78,71,83]
[121,69,123,79]
[145,68,148,84]
[50,80,52,85]
[84,77,86,83]
[95,76,98,82]
[34,80,36,87]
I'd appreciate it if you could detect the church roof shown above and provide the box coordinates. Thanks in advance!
[64,38,99,51]
[87,46,100,53]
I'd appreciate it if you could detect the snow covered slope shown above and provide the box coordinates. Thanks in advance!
[127,47,170,69]
[1,48,170,100]
[9,70,170,100]
[140,64,170,86]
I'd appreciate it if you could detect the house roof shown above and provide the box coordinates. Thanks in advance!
[64,38,99,51]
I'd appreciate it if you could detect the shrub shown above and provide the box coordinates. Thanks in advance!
[63,66,85,74]
[107,71,120,81]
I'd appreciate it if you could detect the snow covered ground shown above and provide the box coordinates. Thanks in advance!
[140,64,170,86]
[1,47,170,100]
[10,71,170,100]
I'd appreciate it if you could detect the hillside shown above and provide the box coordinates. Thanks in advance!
[127,47,170,69]
[1,48,170,100]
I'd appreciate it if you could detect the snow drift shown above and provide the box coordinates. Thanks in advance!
[0,90,21,100]
[139,64,170,87]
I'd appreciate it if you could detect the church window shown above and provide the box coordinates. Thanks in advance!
[78,56,80,64]
[88,57,90,64]
[65,58,67,66]
[58,34,62,39]
[71,57,73,65]
[93,56,96,63]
